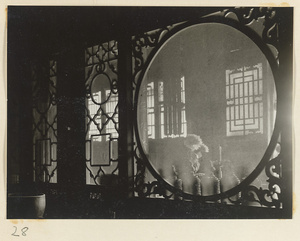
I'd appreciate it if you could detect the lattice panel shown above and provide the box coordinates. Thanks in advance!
[228,135,282,208]
[226,63,263,136]
[85,40,119,185]
[132,25,178,198]
[32,60,58,183]
[132,8,282,208]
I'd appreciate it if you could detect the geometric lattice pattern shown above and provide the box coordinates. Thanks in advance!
[226,63,263,136]
[85,40,119,185]
[162,76,187,138]
[146,82,155,139]
[32,60,58,183]
[146,77,187,139]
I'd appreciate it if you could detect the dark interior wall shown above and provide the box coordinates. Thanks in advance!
[7,22,34,189]
[7,7,226,55]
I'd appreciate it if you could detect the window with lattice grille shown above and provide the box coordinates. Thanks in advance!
[226,63,263,136]
[146,76,187,139]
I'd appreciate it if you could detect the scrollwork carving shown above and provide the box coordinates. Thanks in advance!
[228,146,282,208]
[224,7,278,49]
[132,27,172,86]
[132,8,282,207]
[133,147,147,197]
[133,147,173,199]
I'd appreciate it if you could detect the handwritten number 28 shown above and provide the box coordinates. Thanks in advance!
[12,226,29,237]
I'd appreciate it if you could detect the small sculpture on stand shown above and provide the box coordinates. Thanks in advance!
[184,134,209,196]
[210,146,241,203]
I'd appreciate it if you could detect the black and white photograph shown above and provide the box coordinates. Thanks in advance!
[6,5,294,220]
[2,2,299,239]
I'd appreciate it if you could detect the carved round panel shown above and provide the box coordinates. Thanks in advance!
[136,22,277,197]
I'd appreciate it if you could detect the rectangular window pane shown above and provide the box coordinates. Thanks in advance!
[226,63,263,137]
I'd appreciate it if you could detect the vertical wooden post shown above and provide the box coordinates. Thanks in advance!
[118,30,134,199]
[277,7,293,218]
[56,48,86,207]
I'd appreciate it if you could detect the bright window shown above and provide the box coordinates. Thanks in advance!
[226,63,263,136]
[147,76,187,139]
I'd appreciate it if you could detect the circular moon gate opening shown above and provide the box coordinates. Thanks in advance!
[137,23,277,197]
